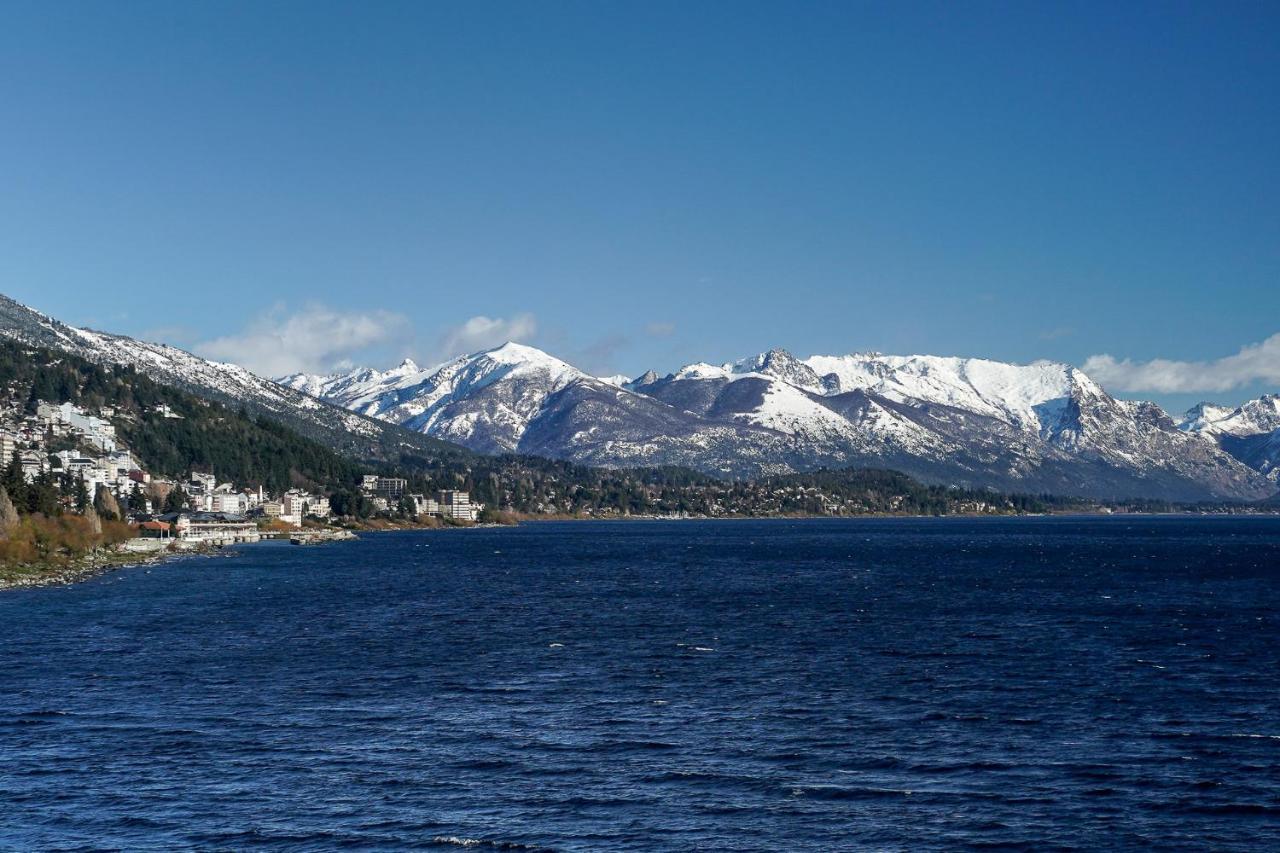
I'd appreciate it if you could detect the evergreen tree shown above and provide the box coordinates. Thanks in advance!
[2,453,25,509]
[26,471,60,517]
[73,474,90,512]
[164,486,189,513]
[128,482,146,514]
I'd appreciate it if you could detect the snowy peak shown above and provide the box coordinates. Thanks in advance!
[14,284,1270,499]
[437,342,585,392]
[477,341,570,370]
[1177,394,1280,484]
[730,348,828,393]
[279,356,436,407]
[801,352,1095,435]
[1179,402,1235,433]
[281,338,1280,500]
[1181,394,1280,438]
[281,342,583,406]
[278,340,595,453]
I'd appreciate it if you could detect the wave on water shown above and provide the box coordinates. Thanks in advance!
[430,837,547,850]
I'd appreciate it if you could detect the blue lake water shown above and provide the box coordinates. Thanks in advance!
[1,517,1279,851]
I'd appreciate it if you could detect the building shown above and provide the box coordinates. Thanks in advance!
[210,492,247,514]
[138,520,172,540]
[277,490,332,520]
[188,472,217,495]
[19,449,46,482]
[281,491,309,518]
[437,490,481,521]
[370,477,407,499]
[162,512,261,544]
[405,494,440,516]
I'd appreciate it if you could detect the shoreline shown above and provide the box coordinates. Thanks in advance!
[0,541,229,592]
[6,511,1276,592]
[509,509,1280,522]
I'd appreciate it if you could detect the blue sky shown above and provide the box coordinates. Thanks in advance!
[1,1,1277,413]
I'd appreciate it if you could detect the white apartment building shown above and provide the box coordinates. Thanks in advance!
[437,490,481,521]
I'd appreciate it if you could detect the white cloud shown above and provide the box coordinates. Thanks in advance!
[1083,332,1280,394]
[438,313,536,358]
[196,304,410,377]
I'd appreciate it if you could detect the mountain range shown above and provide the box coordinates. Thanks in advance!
[281,342,1280,502]
[1,293,1275,502]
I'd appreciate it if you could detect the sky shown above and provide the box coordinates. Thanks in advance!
[0,1,1277,413]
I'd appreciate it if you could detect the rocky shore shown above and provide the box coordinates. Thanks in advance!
[0,525,367,591]
[0,542,225,591]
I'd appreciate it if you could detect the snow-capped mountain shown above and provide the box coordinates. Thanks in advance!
[282,343,586,453]
[1180,395,1280,439]
[1180,394,1280,481]
[282,341,1278,501]
[6,288,1271,501]
[0,294,469,463]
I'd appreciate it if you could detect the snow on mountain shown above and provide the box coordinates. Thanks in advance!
[1180,395,1280,438]
[9,285,1269,500]
[1178,402,1237,435]
[289,338,1277,500]
[0,293,467,462]
[803,353,1096,436]
[282,342,591,453]
[1179,394,1280,481]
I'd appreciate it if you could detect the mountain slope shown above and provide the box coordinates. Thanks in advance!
[285,342,1276,501]
[0,337,367,493]
[1180,394,1280,481]
[0,294,473,465]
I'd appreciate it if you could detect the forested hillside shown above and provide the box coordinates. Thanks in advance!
[0,339,367,494]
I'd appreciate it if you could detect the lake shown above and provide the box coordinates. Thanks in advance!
[2,518,1278,850]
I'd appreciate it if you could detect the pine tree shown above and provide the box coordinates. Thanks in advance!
[74,474,90,512]
[164,487,188,513]
[2,453,25,510]
[128,482,146,514]
[27,471,60,517]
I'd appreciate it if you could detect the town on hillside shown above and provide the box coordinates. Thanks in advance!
[1,398,484,549]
